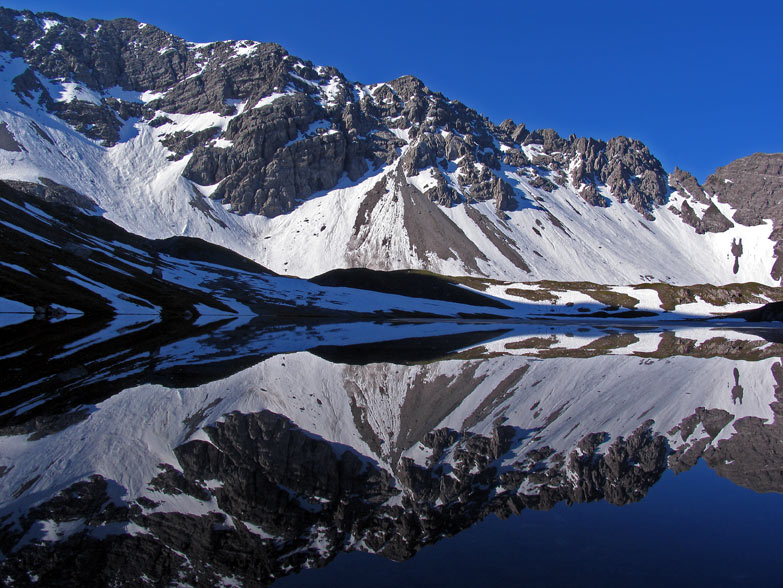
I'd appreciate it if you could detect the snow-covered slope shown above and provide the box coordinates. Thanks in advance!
[0,9,779,286]
[7,176,781,332]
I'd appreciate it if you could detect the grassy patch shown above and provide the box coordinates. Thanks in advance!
[632,282,783,311]
[584,289,640,309]
[527,280,640,309]
[534,280,605,291]
[505,288,557,302]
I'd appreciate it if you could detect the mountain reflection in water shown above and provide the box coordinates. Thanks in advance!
[1,318,783,587]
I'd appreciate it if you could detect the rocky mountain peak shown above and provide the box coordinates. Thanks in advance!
[0,7,675,221]
[566,134,668,215]
[669,166,708,203]
[1,7,781,285]
[704,152,783,226]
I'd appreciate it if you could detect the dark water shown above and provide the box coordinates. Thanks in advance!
[281,462,783,587]
[1,316,783,586]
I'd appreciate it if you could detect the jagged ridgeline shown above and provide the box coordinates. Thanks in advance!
[0,8,782,283]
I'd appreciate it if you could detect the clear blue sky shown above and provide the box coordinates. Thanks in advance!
[2,0,781,181]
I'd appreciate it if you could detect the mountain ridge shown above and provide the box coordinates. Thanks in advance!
[0,7,781,285]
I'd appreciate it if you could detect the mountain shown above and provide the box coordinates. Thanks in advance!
[5,174,783,330]
[0,178,564,325]
[0,8,781,285]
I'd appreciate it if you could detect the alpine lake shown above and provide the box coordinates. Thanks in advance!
[2,313,783,587]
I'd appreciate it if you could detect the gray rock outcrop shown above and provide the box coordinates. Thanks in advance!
[704,153,783,279]
[669,167,708,203]
[569,135,669,213]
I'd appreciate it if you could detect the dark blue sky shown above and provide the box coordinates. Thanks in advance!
[3,0,781,181]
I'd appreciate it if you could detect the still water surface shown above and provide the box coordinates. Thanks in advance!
[282,462,783,587]
[1,317,782,586]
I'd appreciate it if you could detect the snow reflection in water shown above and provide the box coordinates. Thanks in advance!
[1,320,783,586]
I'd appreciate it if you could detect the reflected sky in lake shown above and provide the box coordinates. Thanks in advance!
[1,318,782,586]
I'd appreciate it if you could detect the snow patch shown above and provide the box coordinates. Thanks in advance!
[40,18,61,33]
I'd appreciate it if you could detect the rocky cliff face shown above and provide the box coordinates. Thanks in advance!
[703,153,783,278]
[0,8,672,218]
[0,7,780,284]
